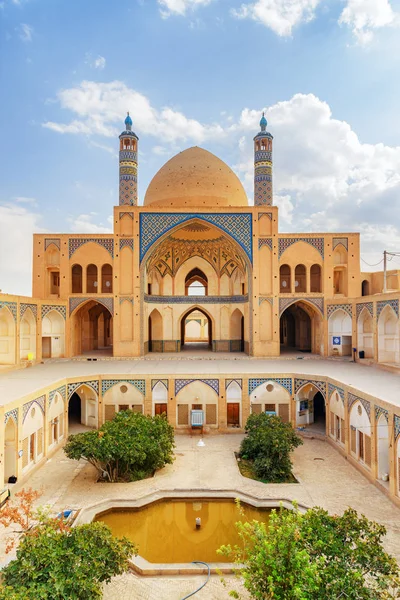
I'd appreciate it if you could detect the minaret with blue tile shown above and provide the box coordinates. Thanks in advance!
[119,113,139,206]
[254,112,273,205]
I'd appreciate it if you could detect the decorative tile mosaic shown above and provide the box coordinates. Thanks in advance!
[294,378,326,398]
[49,385,66,407]
[333,237,348,250]
[145,294,248,305]
[4,408,18,425]
[44,238,60,250]
[377,299,399,319]
[119,297,134,305]
[259,297,273,306]
[327,304,353,318]
[119,212,134,219]
[348,393,370,419]
[67,380,99,399]
[69,238,114,259]
[356,302,373,320]
[258,212,272,220]
[375,406,388,422]
[20,303,38,319]
[226,378,242,390]
[69,297,113,316]
[23,395,45,423]
[119,238,134,251]
[0,301,17,321]
[328,383,345,405]
[175,379,219,396]
[152,379,168,391]
[279,297,324,316]
[279,237,324,259]
[395,415,400,440]
[41,305,66,320]
[249,378,292,395]
[258,238,273,251]
[140,213,253,264]
[102,379,146,396]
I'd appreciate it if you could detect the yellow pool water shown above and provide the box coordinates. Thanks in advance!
[95,499,270,563]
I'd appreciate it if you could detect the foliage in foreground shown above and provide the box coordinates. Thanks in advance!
[0,518,136,600]
[240,413,302,482]
[64,410,175,482]
[219,503,400,600]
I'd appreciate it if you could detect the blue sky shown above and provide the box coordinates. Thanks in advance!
[1,0,400,294]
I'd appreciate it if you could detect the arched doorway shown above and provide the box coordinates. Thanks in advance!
[377,413,389,481]
[71,301,113,357]
[328,309,352,356]
[42,310,65,358]
[68,385,98,432]
[357,308,374,359]
[68,393,81,426]
[230,308,245,352]
[313,392,325,426]
[180,307,212,351]
[280,301,322,354]
[20,308,36,361]
[4,418,17,483]
[185,268,208,296]
[295,383,326,433]
[378,305,399,365]
[148,309,163,353]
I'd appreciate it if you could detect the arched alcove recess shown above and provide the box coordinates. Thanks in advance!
[362,280,370,296]
[120,213,133,236]
[377,413,389,481]
[378,305,399,365]
[185,268,208,296]
[226,380,242,427]
[329,390,345,444]
[259,214,272,236]
[180,307,212,350]
[175,380,218,427]
[68,384,98,431]
[0,307,16,365]
[103,382,144,421]
[86,264,98,294]
[310,264,322,293]
[295,264,306,293]
[120,247,133,295]
[357,308,374,358]
[349,401,371,467]
[328,309,352,356]
[295,382,325,429]
[46,244,60,266]
[42,310,65,358]
[22,403,44,472]
[48,391,65,447]
[259,245,272,295]
[101,264,113,293]
[333,245,348,296]
[71,264,83,293]
[250,380,291,422]
[280,264,291,293]
[230,308,244,351]
[148,309,163,352]
[260,301,272,342]
[20,308,36,360]
[120,300,134,342]
[174,256,217,296]
[70,301,112,357]
[4,418,17,483]
[152,381,168,416]
[280,301,322,354]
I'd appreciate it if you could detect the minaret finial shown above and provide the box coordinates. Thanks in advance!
[260,111,267,132]
[124,111,133,131]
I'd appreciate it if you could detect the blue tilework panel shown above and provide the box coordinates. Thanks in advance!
[377,299,399,319]
[4,408,18,424]
[175,379,219,396]
[102,379,146,395]
[279,237,324,259]
[294,378,326,398]
[249,378,292,395]
[140,213,253,263]
[395,415,400,440]
[0,301,17,321]
[67,380,99,399]
[328,383,345,405]
[375,406,388,422]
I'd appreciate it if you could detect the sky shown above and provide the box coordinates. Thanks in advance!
[1,0,400,295]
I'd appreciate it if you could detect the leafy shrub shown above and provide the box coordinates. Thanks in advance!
[64,410,175,482]
[240,413,302,482]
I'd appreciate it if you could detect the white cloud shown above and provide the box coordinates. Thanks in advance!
[68,213,113,234]
[339,0,399,44]
[158,0,211,18]
[0,204,46,296]
[85,53,106,70]
[14,196,37,206]
[231,0,321,36]
[18,23,33,42]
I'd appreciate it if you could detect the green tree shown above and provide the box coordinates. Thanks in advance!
[240,413,302,482]
[64,410,175,482]
[220,504,400,600]
[0,519,136,600]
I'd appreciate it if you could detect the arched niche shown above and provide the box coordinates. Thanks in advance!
[0,307,16,365]
[280,264,291,293]
[175,256,217,296]
[250,380,291,422]
[349,401,371,466]
[101,264,113,293]
[260,300,272,342]
[295,382,325,428]
[310,264,322,293]
[357,308,374,359]
[48,392,65,447]
[329,390,345,443]
[148,309,163,352]
[71,264,83,293]
[22,403,44,471]
[175,380,218,427]
[378,305,399,365]
[226,380,242,427]
[4,417,17,483]
[70,301,112,357]
[152,381,168,417]
[20,308,36,360]
[68,384,98,430]
[328,309,352,356]
[294,264,306,293]
[377,413,389,481]
[103,381,144,421]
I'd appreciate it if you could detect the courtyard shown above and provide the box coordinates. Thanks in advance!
[3,429,400,599]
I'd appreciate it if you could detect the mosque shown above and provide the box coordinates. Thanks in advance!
[0,112,400,505]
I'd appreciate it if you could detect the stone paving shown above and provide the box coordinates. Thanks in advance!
[3,433,400,599]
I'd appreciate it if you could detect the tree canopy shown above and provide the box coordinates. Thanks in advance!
[64,410,175,482]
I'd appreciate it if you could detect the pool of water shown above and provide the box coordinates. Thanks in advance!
[95,499,270,563]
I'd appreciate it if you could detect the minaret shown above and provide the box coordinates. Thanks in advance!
[119,113,139,206]
[254,112,273,206]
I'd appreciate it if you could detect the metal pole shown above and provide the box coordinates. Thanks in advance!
[383,250,387,293]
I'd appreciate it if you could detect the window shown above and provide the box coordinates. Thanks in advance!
[101,264,113,293]
[72,264,83,293]
[280,265,291,293]
[87,264,98,293]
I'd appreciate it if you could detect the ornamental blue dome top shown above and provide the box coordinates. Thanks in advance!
[260,112,267,131]
[124,112,133,130]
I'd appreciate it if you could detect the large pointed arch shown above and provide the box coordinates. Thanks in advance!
[70,299,113,357]
[280,299,323,355]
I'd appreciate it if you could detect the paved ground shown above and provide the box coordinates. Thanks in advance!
[3,434,400,599]
[1,355,400,407]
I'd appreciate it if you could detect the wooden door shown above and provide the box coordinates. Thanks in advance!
[227,403,240,426]
[358,431,364,461]
[42,336,51,358]
[155,403,168,416]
